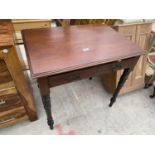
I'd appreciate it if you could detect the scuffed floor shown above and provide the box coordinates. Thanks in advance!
[1,77,155,135]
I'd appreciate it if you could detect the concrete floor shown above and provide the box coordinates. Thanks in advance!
[1,77,155,135]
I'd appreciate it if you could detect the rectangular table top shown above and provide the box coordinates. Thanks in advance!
[22,24,144,78]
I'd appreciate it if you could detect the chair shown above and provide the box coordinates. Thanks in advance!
[145,31,155,97]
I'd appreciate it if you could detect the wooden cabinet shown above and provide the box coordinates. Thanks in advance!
[102,22,152,94]
[0,20,37,128]
[11,20,51,71]
[12,19,51,44]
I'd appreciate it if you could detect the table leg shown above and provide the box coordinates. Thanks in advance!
[109,68,131,107]
[38,77,54,129]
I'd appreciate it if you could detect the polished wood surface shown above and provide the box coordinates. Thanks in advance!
[23,24,144,129]
[22,24,144,78]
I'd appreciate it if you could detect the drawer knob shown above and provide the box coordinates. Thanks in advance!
[112,62,122,72]
[2,49,9,54]
[0,99,6,105]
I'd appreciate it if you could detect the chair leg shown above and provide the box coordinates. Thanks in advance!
[150,86,155,98]
[145,72,155,88]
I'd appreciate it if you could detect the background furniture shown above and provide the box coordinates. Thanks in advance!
[56,19,116,27]
[12,19,51,71]
[146,54,155,98]
[22,24,144,129]
[144,31,155,88]
[101,21,153,94]
[0,20,37,128]
[12,19,51,44]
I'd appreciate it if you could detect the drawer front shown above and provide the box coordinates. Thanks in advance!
[136,24,152,50]
[0,95,21,112]
[0,59,12,83]
[117,25,136,43]
[0,20,12,34]
[0,106,27,126]
[13,20,51,44]
[0,20,14,47]
[0,69,12,83]
[13,21,51,31]
[137,24,152,34]
[0,81,18,97]
[48,57,139,87]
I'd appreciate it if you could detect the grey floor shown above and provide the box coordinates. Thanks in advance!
[1,77,155,135]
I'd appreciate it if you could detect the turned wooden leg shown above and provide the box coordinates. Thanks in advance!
[109,68,131,107]
[38,77,54,129]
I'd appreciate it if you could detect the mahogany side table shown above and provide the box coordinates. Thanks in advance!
[22,24,144,129]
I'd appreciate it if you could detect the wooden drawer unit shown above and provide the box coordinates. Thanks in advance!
[0,20,38,128]
[11,20,51,71]
[12,19,51,44]
[12,19,51,31]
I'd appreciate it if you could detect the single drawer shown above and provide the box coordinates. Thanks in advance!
[0,81,18,97]
[12,20,51,31]
[0,59,6,72]
[48,56,139,87]
[0,20,14,47]
[0,22,11,34]
[137,24,152,34]
[0,94,22,113]
[0,104,25,119]
[12,20,51,44]
[0,59,12,83]
[117,25,137,36]
[0,106,27,128]
[0,69,12,83]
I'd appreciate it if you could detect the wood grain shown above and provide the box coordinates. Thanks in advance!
[0,20,14,47]
[0,106,28,128]
[0,81,17,97]
[22,24,144,78]
[3,46,38,121]
[0,94,21,113]
[0,106,25,118]
[0,59,12,83]
[0,20,38,128]
[0,114,28,128]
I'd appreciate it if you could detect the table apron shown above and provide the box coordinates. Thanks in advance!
[48,56,139,87]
